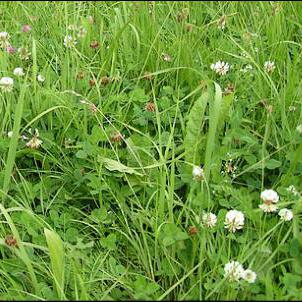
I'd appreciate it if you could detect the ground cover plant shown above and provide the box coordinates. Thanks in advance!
[0,1,302,300]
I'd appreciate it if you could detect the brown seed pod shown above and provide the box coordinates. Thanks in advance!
[143,71,152,81]
[77,71,86,80]
[90,40,99,49]
[100,76,110,86]
[188,226,198,236]
[224,83,235,95]
[110,131,123,143]
[89,79,96,87]
[5,235,18,248]
[176,8,189,23]
[145,102,156,112]
[185,23,193,32]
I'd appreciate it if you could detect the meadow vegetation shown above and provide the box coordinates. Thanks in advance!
[0,1,301,300]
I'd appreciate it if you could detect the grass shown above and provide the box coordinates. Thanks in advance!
[0,1,301,300]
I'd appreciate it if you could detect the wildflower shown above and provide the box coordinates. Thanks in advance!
[7,131,13,138]
[90,40,99,49]
[241,269,257,283]
[210,61,230,76]
[37,74,45,82]
[64,35,77,48]
[217,15,227,30]
[26,129,42,149]
[259,189,279,213]
[0,77,14,92]
[145,102,156,112]
[192,165,204,181]
[289,106,296,112]
[224,210,245,232]
[21,134,28,141]
[224,261,245,282]
[6,45,15,54]
[18,47,31,60]
[296,124,302,134]
[202,212,217,228]
[240,64,253,73]
[264,61,275,73]
[162,53,172,62]
[22,24,32,33]
[13,67,25,77]
[286,185,299,196]
[278,208,293,221]
[221,159,237,177]
[0,31,10,47]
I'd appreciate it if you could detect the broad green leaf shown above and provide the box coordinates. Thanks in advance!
[99,157,143,176]
[266,159,282,169]
[44,228,65,300]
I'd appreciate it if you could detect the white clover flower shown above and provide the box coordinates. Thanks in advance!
[241,269,257,283]
[296,124,302,134]
[0,31,9,40]
[26,129,42,149]
[286,185,299,197]
[264,61,275,73]
[240,64,253,73]
[192,165,204,181]
[224,210,245,232]
[0,77,14,92]
[7,131,13,138]
[210,61,230,76]
[162,53,172,62]
[13,67,25,77]
[0,31,10,47]
[278,208,293,221]
[64,35,77,48]
[259,203,278,213]
[202,212,217,228]
[259,189,279,213]
[224,261,245,282]
[37,74,45,82]
[260,189,279,203]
